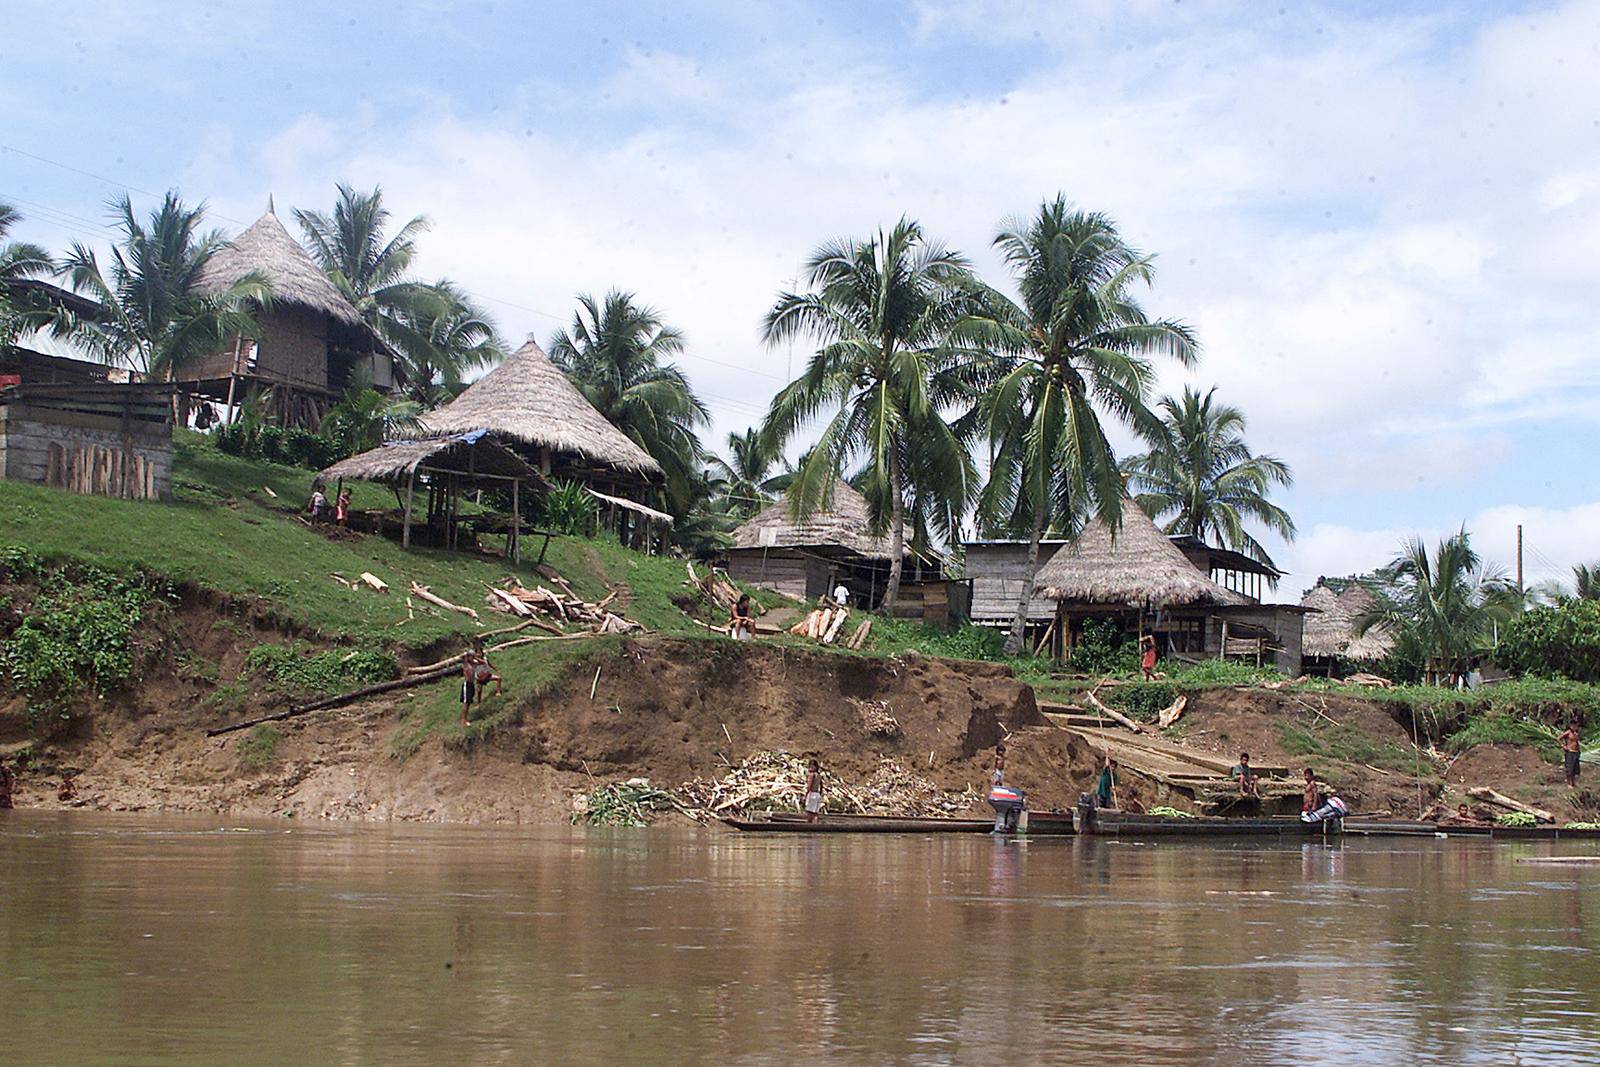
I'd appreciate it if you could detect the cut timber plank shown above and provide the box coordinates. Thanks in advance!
[486,586,533,617]
[410,582,479,620]
[359,572,388,593]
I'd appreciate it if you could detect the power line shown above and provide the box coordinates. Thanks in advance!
[5,146,794,393]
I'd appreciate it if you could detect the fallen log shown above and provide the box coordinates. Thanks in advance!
[1156,694,1187,729]
[1468,786,1555,823]
[410,582,479,620]
[359,572,389,593]
[207,667,456,736]
[1084,687,1145,734]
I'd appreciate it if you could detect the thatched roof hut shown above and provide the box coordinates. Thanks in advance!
[1034,500,1248,607]
[729,482,895,558]
[1300,580,1395,660]
[420,339,661,478]
[192,209,361,325]
[320,431,544,485]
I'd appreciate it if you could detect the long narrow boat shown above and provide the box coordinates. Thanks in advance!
[1078,808,1331,837]
[724,810,1078,835]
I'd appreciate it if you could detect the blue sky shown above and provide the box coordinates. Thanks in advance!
[5,0,1597,596]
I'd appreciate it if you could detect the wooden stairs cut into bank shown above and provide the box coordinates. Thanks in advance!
[1040,702,1300,813]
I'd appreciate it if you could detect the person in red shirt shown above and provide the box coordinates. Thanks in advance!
[1139,634,1158,680]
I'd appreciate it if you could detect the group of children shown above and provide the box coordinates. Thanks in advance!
[307,484,352,524]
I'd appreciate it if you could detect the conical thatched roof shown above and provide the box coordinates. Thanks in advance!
[192,208,361,325]
[420,339,662,476]
[1300,580,1395,660]
[1034,500,1248,607]
[729,482,896,558]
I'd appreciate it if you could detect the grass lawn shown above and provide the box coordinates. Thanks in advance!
[0,432,710,649]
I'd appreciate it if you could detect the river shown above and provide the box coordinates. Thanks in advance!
[3,813,1598,1064]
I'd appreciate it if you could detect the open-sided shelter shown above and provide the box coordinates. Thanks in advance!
[320,430,545,561]
[419,338,671,549]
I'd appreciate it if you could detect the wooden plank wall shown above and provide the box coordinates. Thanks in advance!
[726,550,811,601]
[964,543,1062,623]
[0,406,172,500]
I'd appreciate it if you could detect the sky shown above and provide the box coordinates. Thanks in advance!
[4,0,1598,599]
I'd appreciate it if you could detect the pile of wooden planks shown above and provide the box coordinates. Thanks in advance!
[789,605,872,649]
[484,575,642,635]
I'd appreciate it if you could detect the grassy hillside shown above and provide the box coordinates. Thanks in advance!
[0,432,709,647]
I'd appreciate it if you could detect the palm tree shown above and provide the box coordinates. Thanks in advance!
[383,280,504,405]
[1362,529,1519,686]
[1575,562,1600,601]
[956,198,1196,653]
[294,184,430,324]
[57,193,268,380]
[548,290,709,511]
[1124,385,1295,567]
[0,203,54,346]
[705,428,785,519]
[296,185,500,406]
[320,366,424,456]
[761,219,977,613]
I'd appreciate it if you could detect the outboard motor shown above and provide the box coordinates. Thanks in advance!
[988,784,1025,834]
[1301,796,1348,826]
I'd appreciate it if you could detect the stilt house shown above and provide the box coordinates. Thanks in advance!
[184,207,396,428]
[724,483,943,612]
[1300,579,1395,675]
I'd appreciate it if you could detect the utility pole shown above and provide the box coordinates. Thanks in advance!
[1516,524,1524,595]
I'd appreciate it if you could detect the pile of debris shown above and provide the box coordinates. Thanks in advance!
[571,778,682,827]
[789,604,873,649]
[853,698,901,738]
[485,574,642,635]
[684,561,763,616]
[673,750,978,821]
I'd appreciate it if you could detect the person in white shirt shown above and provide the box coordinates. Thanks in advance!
[832,582,849,606]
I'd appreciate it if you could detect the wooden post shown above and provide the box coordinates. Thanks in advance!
[1219,618,1229,661]
[511,478,520,563]
[402,468,416,549]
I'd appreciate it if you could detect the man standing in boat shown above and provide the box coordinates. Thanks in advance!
[1559,721,1582,787]
[804,759,823,823]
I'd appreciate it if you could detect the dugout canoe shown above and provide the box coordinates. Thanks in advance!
[724,811,1077,835]
[1076,806,1335,837]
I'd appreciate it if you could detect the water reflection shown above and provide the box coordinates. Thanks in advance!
[2,813,1597,1064]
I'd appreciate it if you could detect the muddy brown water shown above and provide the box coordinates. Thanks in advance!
[4,813,1599,1064]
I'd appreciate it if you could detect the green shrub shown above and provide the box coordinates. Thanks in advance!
[540,480,598,536]
[1497,601,1600,683]
[1446,714,1560,758]
[243,643,397,695]
[1106,682,1179,721]
[236,724,281,771]
[1169,659,1279,687]
[211,424,339,471]
[0,562,156,717]
[1073,618,1137,675]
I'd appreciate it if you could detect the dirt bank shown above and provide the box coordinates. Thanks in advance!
[3,632,1104,824]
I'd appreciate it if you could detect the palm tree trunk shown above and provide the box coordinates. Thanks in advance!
[1004,491,1048,656]
[883,446,906,615]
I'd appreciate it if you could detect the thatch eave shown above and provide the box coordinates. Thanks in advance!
[192,209,363,326]
[1034,500,1249,608]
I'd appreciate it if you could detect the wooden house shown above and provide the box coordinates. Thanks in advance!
[724,482,942,613]
[183,207,395,428]
[0,381,173,500]
[1033,501,1308,674]
[963,538,1069,643]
